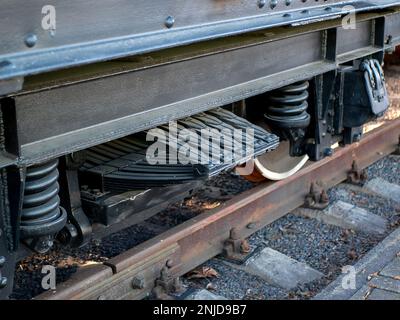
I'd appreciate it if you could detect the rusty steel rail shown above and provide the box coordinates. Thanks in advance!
[37,119,400,300]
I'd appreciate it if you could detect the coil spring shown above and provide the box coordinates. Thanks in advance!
[264,81,311,129]
[21,159,67,242]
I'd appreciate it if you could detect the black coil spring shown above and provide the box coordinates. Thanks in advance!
[264,81,311,129]
[21,159,67,239]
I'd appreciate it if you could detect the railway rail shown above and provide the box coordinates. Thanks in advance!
[36,119,400,300]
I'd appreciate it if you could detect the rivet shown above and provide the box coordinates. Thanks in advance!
[285,0,292,6]
[0,256,5,268]
[325,6,333,11]
[165,16,175,29]
[97,295,106,300]
[0,277,7,289]
[24,33,38,48]
[270,0,278,9]
[283,13,291,18]
[166,259,174,268]
[258,0,266,8]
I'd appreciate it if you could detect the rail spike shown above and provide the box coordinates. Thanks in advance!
[304,181,330,210]
[347,160,368,186]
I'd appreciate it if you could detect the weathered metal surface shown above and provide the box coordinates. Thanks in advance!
[3,31,327,165]
[37,119,400,300]
[336,21,373,55]
[0,1,399,82]
[1,11,397,167]
[0,166,25,299]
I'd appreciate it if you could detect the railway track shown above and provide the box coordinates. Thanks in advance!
[29,118,399,300]
[0,1,400,303]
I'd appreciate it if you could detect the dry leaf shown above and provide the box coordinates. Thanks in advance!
[240,240,251,254]
[363,289,372,300]
[81,261,102,267]
[347,249,358,260]
[203,202,221,210]
[187,266,219,279]
[367,272,379,280]
[57,256,76,268]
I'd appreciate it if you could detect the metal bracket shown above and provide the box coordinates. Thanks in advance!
[0,76,23,97]
[304,181,330,210]
[307,71,337,161]
[222,228,252,264]
[57,156,92,247]
[347,160,368,185]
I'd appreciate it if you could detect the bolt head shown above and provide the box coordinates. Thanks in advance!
[324,148,333,157]
[132,277,145,289]
[24,34,38,48]
[258,0,266,8]
[270,0,278,9]
[353,134,361,142]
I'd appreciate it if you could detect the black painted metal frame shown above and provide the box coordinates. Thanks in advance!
[0,11,399,168]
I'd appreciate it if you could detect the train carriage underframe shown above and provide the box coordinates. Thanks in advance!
[0,2,400,299]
